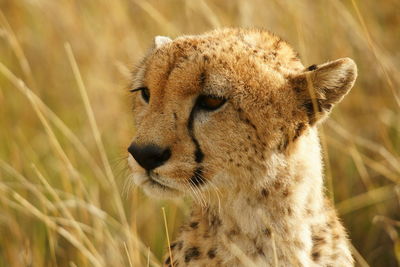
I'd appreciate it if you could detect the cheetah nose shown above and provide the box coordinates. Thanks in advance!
[128,143,171,171]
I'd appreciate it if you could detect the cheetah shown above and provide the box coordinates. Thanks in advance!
[127,28,357,266]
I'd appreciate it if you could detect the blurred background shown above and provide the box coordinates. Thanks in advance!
[0,0,399,266]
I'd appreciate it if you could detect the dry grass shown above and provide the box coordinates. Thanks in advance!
[0,0,399,266]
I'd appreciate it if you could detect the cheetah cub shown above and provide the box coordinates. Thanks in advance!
[127,28,357,266]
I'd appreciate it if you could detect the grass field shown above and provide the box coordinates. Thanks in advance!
[0,0,399,266]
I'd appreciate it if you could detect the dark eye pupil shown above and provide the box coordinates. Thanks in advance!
[197,95,226,111]
[141,88,150,103]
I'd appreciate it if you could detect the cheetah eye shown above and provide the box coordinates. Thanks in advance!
[196,95,226,111]
[130,87,150,103]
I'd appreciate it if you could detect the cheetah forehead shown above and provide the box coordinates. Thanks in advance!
[168,29,301,73]
[179,29,298,56]
[135,29,305,104]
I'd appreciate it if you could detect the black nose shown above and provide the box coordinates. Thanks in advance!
[128,143,171,171]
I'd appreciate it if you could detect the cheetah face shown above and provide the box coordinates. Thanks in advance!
[127,29,357,199]
[127,42,270,198]
[127,62,253,198]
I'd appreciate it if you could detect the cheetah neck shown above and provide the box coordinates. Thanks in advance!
[190,129,326,264]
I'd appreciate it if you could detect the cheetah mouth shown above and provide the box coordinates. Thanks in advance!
[145,171,179,192]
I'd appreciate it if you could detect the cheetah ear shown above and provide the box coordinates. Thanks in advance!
[291,57,357,125]
[154,36,172,49]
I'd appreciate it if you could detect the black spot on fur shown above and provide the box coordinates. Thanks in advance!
[207,248,216,259]
[273,39,282,50]
[293,123,306,141]
[238,111,258,132]
[190,167,206,187]
[184,247,201,263]
[322,103,333,111]
[203,231,210,238]
[247,119,257,130]
[165,256,171,265]
[263,227,271,237]
[282,189,290,197]
[190,222,199,229]
[287,207,293,215]
[274,181,282,190]
[307,64,318,71]
[227,229,239,237]
[312,235,326,245]
[333,233,340,240]
[261,189,269,198]
[177,241,183,250]
[294,86,302,93]
[278,133,289,151]
[199,72,207,87]
[312,251,320,261]
[210,214,222,229]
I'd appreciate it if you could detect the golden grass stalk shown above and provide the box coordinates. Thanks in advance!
[31,164,103,260]
[337,185,395,215]
[65,43,146,266]
[65,43,125,220]
[133,0,179,36]
[222,234,257,267]
[0,11,37,92]
[124,242,133,267]
[12,191,103,267]
[0,63,85,194]
[350,0,400,107]
[349,243,370,267]
[162,207,174,267]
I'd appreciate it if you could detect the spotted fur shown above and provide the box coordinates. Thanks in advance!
[127,28,357,266]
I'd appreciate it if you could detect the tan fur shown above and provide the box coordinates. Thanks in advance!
[127,28,357,266]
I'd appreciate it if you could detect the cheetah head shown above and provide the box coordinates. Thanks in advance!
[127,29,357,199]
